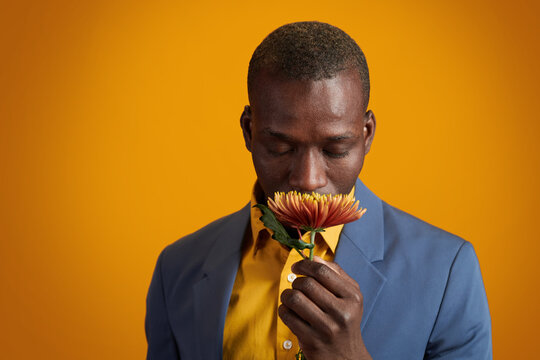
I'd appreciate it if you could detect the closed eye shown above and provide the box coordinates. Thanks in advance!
[269,150,292,156]
[267,146,294,156]
[323,150,349,158]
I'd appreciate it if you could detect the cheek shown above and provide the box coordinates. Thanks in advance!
[350,151,365,174]
[251,147,289,189]
[327,152,365,192]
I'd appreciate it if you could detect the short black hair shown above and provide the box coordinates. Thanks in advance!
[248,21,370,107]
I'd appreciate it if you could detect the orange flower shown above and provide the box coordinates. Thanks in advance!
[267,191,367,231]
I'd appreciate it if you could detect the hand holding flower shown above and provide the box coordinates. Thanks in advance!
[279,256,372,360]
[256,191,371,359]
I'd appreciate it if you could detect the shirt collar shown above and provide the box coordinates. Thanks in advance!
[249,184,355,255]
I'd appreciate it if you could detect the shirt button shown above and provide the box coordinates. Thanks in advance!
[287,273,297,283]
[283,339,293,350]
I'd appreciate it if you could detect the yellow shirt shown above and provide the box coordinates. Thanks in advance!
[222,186,346,360]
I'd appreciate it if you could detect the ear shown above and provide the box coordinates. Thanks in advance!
[240,105,253,152]
[363,110,376,154]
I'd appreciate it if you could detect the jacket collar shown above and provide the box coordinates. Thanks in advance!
[193,203,250,359]
[336,178,387,331]
[200,203,250,277]
[341,178,385,262]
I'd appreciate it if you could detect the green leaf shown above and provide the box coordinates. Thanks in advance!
[254,204,314,251]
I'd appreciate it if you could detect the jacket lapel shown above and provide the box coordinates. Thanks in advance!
[192,204,250,360]
[335,179,387,331]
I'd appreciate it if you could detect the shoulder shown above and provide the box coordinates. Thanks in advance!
[381,201,467,261]
[379,201,488,313]
[376,200,484,299]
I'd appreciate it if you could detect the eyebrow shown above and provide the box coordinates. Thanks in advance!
[326,134,356,141]
[262,128,356,141]
[263,128,293,141]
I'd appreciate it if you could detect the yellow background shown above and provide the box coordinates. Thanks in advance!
[1,0,538,358]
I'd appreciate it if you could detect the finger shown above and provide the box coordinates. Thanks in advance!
[312,257,360,294]
[292,259,359,298]
[280,288,333,334]
[312,256,341,274]
[278,303,315,340]
[291,276,338,315]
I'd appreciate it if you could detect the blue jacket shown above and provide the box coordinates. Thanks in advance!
[146,179,492,359]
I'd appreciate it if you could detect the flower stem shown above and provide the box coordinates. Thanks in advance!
[294,248,307,260]
[309,231,316,261]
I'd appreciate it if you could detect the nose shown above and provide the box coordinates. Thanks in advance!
[288,148,328,193]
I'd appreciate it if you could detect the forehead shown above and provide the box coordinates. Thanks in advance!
[250,69,365,137]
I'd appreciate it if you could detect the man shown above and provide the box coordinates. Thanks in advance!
[145,22,492,359]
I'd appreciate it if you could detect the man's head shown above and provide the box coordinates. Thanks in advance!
[241,21,376,200]
[247,21,370,109]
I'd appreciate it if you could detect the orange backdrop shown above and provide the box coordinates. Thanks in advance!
[1,0,538,358]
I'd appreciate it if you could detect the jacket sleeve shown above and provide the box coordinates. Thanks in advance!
[145,249,181,360]
[425,242,492,359]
